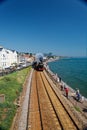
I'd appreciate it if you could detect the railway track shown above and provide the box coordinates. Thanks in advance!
[27,70,81,130]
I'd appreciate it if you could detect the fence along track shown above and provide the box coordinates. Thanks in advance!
[27,70,80,130]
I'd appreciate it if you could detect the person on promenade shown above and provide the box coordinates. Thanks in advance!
[76,88,79,95]
[52,73,58,82]
[59,76,61,82]
[57,76,62,83]
[60,82,64,91]
[60,84,63,91]
[76,93,81,101]
[65,87,69,98]
[76,88,81,101]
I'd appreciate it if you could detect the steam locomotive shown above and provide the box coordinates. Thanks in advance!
[32,53,44,71]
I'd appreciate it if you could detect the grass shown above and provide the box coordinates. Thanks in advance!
[0,66,31,130]
[74,106,81,112]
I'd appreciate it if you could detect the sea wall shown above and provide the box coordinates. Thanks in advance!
[45,63,87,101]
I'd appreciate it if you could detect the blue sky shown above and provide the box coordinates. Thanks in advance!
[0,0,87,56]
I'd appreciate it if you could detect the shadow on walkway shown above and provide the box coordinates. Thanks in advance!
[83,108,87,113]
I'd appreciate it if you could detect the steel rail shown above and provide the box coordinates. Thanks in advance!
[36,71,61,130]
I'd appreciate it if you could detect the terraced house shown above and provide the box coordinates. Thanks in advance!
[0,46,17,70]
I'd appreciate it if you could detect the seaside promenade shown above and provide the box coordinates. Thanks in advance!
[45,66,87,127]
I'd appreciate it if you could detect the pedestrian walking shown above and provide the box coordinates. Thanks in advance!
[65,87,69,98]
[57,76,61,83]
[59,76,61,82]
[60,83,64,91]
[76,93,81,101]
[76,88,81,101]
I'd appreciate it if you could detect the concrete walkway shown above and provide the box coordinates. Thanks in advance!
[18,69,33,130]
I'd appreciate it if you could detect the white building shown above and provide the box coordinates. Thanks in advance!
[0,46,17,70]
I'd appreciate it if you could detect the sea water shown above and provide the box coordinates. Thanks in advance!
[48,57,87,98]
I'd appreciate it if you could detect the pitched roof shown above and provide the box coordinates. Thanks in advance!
[0,48,3,51]
[0,46,3,51]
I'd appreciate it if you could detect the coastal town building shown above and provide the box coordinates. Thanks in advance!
[17,53,34,65]
[0,46,17,70]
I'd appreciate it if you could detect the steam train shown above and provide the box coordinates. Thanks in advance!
[32,53,45,71]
